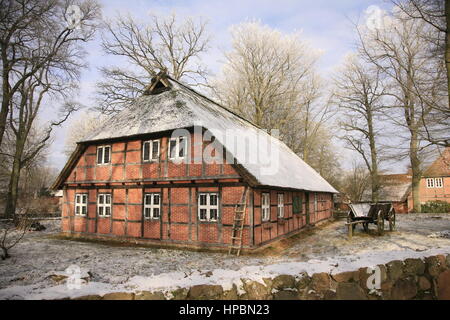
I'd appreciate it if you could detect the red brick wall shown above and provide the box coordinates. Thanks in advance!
[62,185,254,247]
[61,130,334,249]
[252,189,332,246]
[62,185,334,248]
[419,177,450,205]
[66,131,240,185]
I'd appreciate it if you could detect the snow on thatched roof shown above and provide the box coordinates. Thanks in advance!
[362,174,411,202]
[75,74,337,193]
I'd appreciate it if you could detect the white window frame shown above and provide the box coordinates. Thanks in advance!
[97,145,111,165]
[262,193,270,222]
[426,178,435,188]
[142,140,160,162]
[435,178,443,188]
[75,193,88,216]
[198,193,219,222]
[97,193,111,217]
[168,136,187,161]
[277,193,284,218]
[144,193,161,219]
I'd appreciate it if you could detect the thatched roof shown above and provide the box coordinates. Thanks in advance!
[54,74,337,193]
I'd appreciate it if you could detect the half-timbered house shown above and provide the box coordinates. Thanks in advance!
[52,73,338,253]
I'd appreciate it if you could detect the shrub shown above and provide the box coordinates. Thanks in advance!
[421,201,450,213]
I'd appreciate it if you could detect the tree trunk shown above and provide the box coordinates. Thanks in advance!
[410,130,421,213]
[1,246,9,260]
[446,0,450,109]
[367,108,379,202]
[4,135,26,219]
[0,72,10,147]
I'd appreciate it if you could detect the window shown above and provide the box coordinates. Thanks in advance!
[143,140,160,162]
[198,193,219,222]
[75,194,88,216]
[427,178,444,188]
[277,194,284,218]
[262,193,270,222]
[97,145,111,165]
[144,193,161,219]
[293,195,302,214]
[97,194,111,217]
[168,136,187,160]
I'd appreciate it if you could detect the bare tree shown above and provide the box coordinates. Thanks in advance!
[1,0,100,218]
[0,0,101,148]
[332,54,387,202]
[211,21,341,183]
[64,111,106,158]
[0,212,32,259]
[96,13,210,114]
[340,163,371,203]
[393,0,449,109]
[212,21,321,129]
[357,7,443,212]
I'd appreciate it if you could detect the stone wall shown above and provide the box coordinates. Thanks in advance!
[70,254,450,300]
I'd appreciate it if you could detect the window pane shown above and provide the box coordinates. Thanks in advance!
[143,142,150,161]
[104,146,110,163]
[179,137,186,157]
[82,206,87,215]
[210,209,218,220]
[199,194,207,206]
[76,195,80,204]
[169,140,177,158]
[97,147,103,164]
[153,208,160,218]
[145,195,151,205]
[76,206,80,214]
[153,194,160,205]
[105,206,111,216]
[152,141,159,160]
[145,207,151,218]
[200,209,207,220]
[106,195,111,204]
[210,194,217,206]
[99,195,104,204]
[83,195,87,204]
[99,207,103,216]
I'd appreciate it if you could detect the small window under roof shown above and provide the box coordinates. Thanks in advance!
[143,71,172,95]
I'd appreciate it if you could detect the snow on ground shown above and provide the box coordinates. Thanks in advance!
[0,214,450,299]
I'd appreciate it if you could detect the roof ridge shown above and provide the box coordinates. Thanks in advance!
[166,75,262,131]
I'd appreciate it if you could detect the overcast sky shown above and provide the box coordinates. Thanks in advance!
[46,0,401,172]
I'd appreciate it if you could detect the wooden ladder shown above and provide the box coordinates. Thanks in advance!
[228,187,249,256]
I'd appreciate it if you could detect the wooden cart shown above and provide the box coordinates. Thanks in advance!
[346,203,396,238]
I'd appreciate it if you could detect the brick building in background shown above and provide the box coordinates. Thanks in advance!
[375,148,450,213]
[416,148,450,209]
[52,73,337,252]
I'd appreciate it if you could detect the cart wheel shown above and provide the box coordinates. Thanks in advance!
[377,211,384,236]
[363,223,369,233]
[389,211,396,231]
